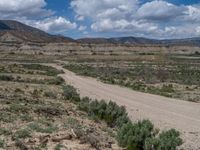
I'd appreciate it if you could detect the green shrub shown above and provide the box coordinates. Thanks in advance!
[78,97,91,112]
[35,105,65,117]
[0,111,15,123]
[79,98,129,127]
[0,139,4,148]
[14,129,31,139]
[8,103,29,113]
[15,140,28,150]
[44,91,57,98]
[54,144,63,150]
[61,84,183,150]
[22,64,64,76]
[0,128,12,136]
[20,114,33,122]
[47,76,65,85]
[117,121,182,150]
[194,51,200,56]
[131,81,147,91]
[63,117,80,129]
[145,129,183,150]
[28,122,57,134]
[0,75,14,81]
[160,84,175,93]
[117,120,155,150]
[62,85,80,102]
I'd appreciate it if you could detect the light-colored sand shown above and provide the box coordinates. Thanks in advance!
[51,64,200,149]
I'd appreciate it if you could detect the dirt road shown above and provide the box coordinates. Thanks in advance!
[51,64,200,149]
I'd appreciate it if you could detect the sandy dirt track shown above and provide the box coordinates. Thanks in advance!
[50,64,200,149]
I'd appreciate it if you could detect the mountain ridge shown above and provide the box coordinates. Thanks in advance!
[0,20,200,46]
[0,20,75,43]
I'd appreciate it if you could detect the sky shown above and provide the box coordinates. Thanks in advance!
[0,0,200,39]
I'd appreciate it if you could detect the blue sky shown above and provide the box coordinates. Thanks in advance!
[1,0,200,39]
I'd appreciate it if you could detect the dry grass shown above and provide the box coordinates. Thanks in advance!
[0,63,120,150]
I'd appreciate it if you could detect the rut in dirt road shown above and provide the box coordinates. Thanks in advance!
[49,64,200,150]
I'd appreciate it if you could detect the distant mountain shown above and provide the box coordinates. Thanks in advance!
[78,37,160,44]
[109,37,160,44]
[0,20,200,46]
[78,38,112,44]
[0,20,75,43]
[78,36,200,46]
[159,38,200,46]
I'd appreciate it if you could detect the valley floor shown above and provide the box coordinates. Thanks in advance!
[50,63,200,150]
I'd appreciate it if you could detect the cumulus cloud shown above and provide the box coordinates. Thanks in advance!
[0,0,53,19]
[196,26,200,35]
[30,17,77,33]
[1,0,200,38]
[137,1,186,21]
[78,25,87,31]
[0,0,77,33]
[71,0,138,20]
[76,15,85,21]
[184,5,200,22]
[71,0,200,38]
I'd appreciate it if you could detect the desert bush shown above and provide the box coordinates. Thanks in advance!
[0,128,12,136]
[54,144,63,150]
[14,129,31,139]
[63,117,80,129]
[62,85,80,102]
[14,88,24,93]
[28,122,57,134]
[8,103,29,113]
[15,140,29,150]
[47,76,65,85]
[0,75,14,81]
[35,105,65,117]
[61,84,182,149]
[79,98,129,127]
[145,129,183,150]
[117,121,182,150]
[0,111,16,123]
[32,89,40,98]
[0,139,4,148]
[20,114,33,122]
[160,84,175,93]
[117,120,155,150]
[78,97,91,112]
[194,51,200,55]
[22,64,64,76]
[44,91,57,98]
[130,81,147,91]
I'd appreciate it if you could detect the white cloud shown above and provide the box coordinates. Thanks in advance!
[91,18,158,34]
[0,0,53,19]
[196,26,200,35]
[75,15,85,21]
[78,25,87,31]
[71,0,200,38]
[91,19,133,32]
[1,0,200,38]
[0,0,76,34]
[71,0,138,20]
[30,17,77,33]
[137,1,185,20]
[184,5,200,22]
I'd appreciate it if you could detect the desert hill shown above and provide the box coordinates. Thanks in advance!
[0,20,74,43]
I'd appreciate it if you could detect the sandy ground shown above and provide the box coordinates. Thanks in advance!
[49,64,200,149]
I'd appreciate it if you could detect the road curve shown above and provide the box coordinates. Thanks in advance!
[50,64,200,149]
